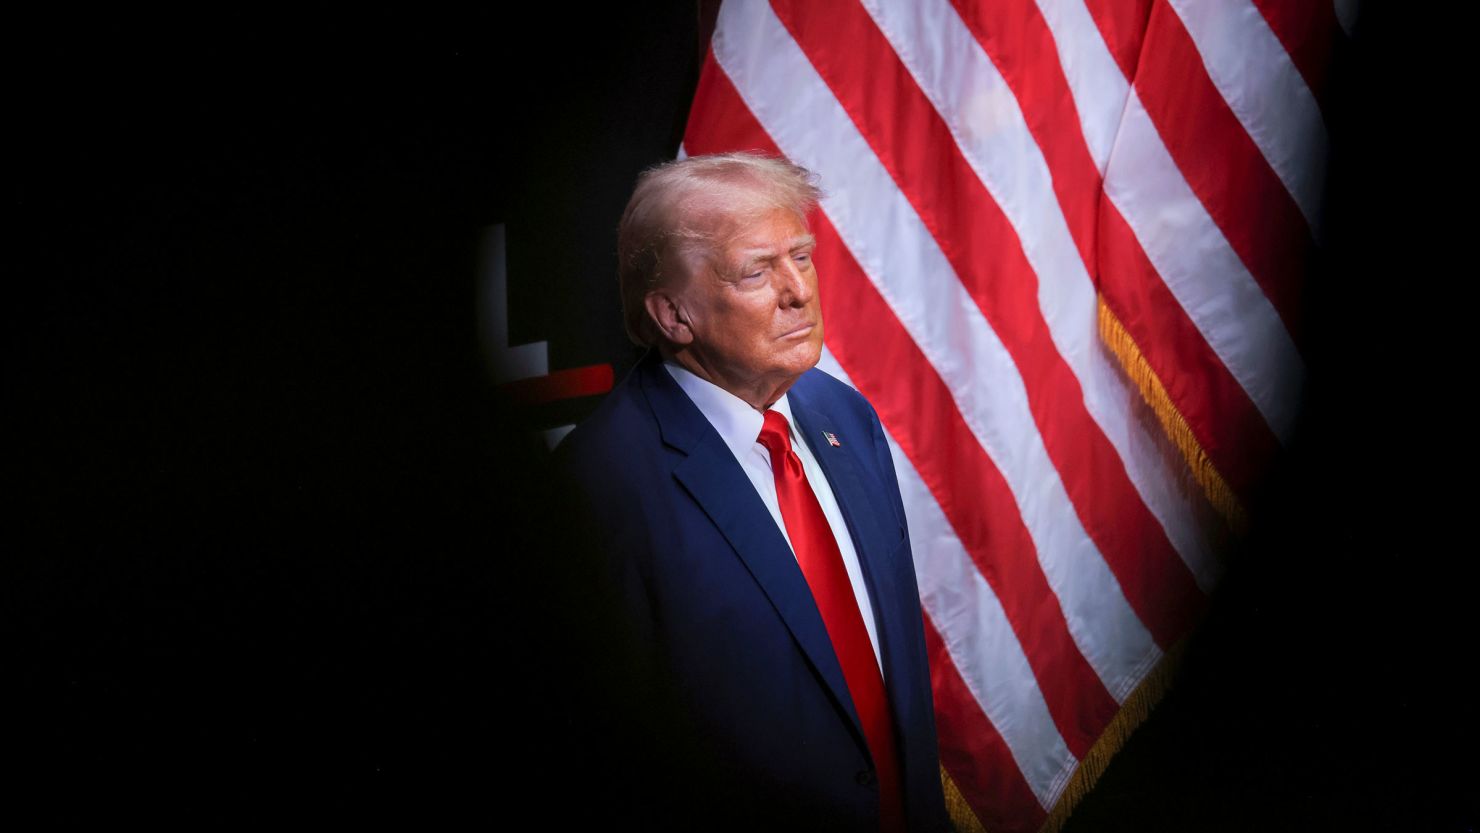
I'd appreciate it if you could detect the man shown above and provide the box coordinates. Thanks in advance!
[554,152,948,832]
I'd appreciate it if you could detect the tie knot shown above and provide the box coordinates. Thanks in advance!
[757,409,792,457]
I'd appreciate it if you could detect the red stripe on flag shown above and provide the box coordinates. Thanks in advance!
[773,0,1205,649]
[685,50,771,155]
[924,613,1048,833]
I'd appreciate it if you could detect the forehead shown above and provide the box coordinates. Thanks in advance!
[723,207,810,249]
[698,205,811,269]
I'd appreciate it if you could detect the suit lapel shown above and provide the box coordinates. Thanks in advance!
[789,383,917,732]
[636,352,868,751]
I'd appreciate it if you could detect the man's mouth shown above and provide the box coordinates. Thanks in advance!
[779,322,816,339]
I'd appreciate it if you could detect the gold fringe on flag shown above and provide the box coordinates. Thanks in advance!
[1036,637,1190,833]
[1095,296,1248,536]
[942,766,990,833]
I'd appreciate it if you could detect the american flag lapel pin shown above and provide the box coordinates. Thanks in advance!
[823,431,841,448]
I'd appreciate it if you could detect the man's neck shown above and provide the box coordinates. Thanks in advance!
[662,346,794,411]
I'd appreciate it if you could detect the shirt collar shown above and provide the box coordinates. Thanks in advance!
[663,360,799,460]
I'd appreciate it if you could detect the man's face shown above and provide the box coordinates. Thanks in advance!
[671,206,824,406]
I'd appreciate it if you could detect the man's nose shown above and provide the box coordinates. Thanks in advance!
[776,258,814,307]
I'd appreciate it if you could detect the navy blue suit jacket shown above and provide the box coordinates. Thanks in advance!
[556,348,948,831]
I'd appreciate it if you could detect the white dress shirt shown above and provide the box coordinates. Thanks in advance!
[664,361,883,672]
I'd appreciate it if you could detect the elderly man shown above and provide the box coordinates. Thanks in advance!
[555,152,948,832]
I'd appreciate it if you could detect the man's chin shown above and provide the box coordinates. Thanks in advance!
[794,338,824,373]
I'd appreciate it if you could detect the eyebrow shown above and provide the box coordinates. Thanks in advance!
[733,234,817,269]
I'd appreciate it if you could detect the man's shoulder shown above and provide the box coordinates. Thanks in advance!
[553,359,661,473]
[795,365,863,400]
[791,365,883,432]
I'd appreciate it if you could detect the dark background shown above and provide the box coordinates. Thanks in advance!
[8,4,1470,829]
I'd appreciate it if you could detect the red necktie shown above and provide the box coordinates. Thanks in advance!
[757,409,904,833]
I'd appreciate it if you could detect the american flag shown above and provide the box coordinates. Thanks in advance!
[679,1,1348,830]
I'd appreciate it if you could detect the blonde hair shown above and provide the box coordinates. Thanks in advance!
[615,152,822,346]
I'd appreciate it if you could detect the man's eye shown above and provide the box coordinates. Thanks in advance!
[743,270,765,281]
[794,252,812,264]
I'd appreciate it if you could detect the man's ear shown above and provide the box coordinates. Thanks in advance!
[645,289,694,346]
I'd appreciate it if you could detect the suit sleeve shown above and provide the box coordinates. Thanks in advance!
[548,437,710,828]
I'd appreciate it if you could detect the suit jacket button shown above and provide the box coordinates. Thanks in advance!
[855,769,876,787]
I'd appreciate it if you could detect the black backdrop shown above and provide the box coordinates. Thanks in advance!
[9,5,1472,829]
